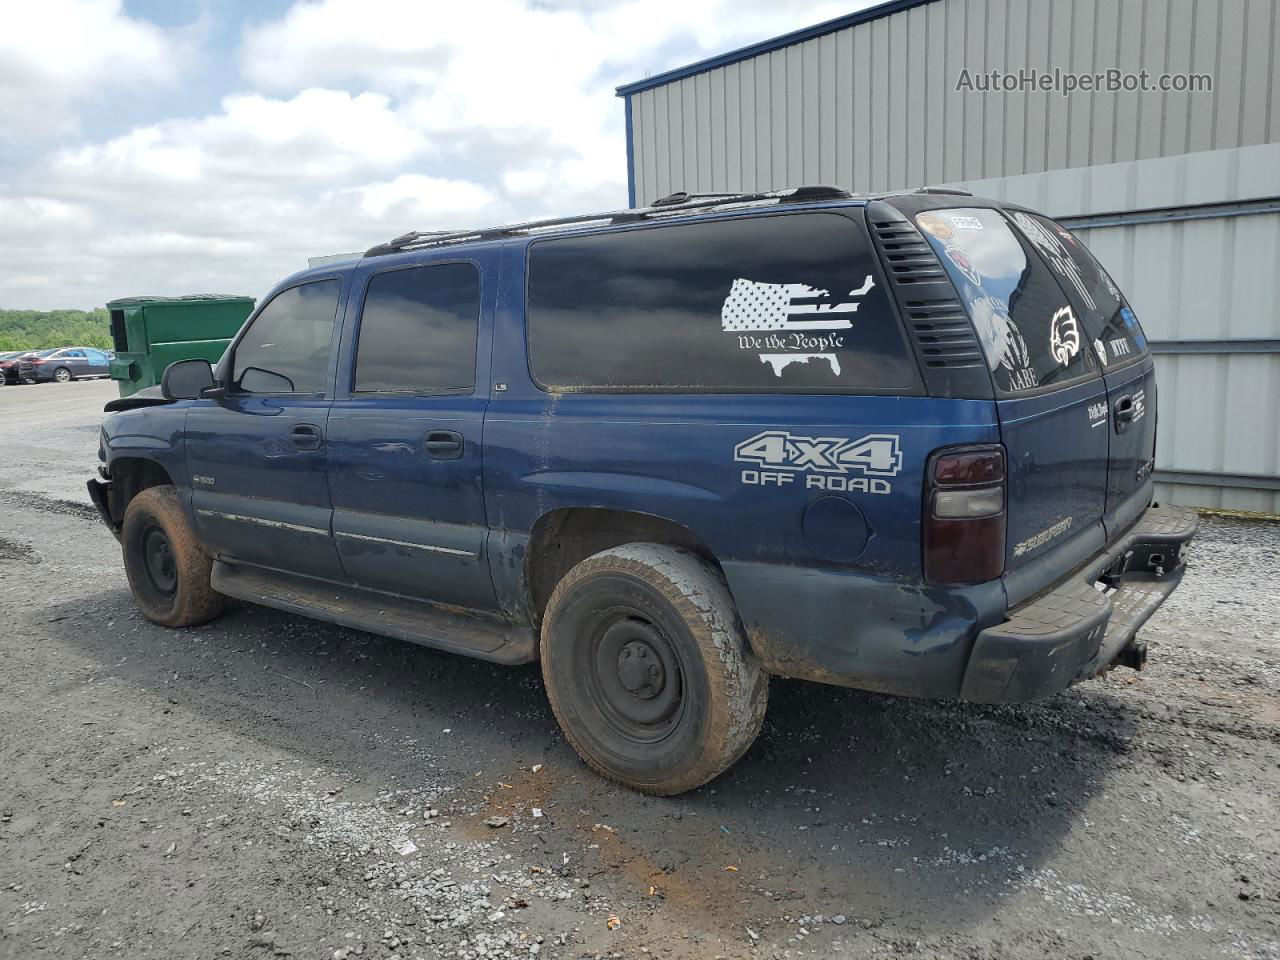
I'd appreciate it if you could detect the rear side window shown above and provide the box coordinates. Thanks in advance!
[233,279,340,394]
[915,208,1100,394]
[526,212,915,393]
[1007,211,1148,368]
[354,263,480,394]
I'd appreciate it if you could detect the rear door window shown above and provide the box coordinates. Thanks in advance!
[526,211,916,393]
[915,208,1100,394]
[1006,211,1148,369]
[353,262,480,394]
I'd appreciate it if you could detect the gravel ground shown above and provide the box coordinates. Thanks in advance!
[1,379,1278,960]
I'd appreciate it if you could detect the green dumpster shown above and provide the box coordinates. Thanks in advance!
[107,294,254,397]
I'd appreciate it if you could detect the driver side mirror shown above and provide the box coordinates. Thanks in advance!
[161,358,217,400]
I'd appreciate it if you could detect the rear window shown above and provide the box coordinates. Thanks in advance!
[1007,211,1148,368]
[526,212,916,393]
[915,208,1100,394]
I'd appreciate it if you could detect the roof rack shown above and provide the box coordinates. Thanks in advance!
[362,185,852,257]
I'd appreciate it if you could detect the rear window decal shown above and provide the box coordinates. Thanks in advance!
[949,214,984,230]
[1050,306,1081,366]
[916,213,953,239]
[721,274,877,377]
[972,294,1037,391]
[758,353,841,377]
[942,244,982,288]
[1009,211,1096,310]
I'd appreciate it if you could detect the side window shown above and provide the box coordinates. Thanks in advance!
[1007,211,1148,368]
[232,279,340,394]
[526,212,916,393]
[915,208,1100,394]
[66,349,86,358]
[353,263,479,393]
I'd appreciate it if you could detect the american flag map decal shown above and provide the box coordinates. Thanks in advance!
[720,274,876,333]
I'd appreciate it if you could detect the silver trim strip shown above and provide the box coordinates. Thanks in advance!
[196,509,330,537]
[334,530,476,558]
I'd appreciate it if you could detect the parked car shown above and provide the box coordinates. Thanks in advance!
[0,351,26,385]
[20,346,111,383]
[2,349,53,384]
[88,186,1197,795]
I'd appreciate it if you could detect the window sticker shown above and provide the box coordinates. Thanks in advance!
[916,213,954,240]
[949,214,984,230]
[1049,306,1081,366]
[942,244,982,288]
[1008,210,1096,310]
[971,294,1037,391]
[720,274,877,378]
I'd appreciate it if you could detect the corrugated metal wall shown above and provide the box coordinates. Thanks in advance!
[948,143,1280,514]
[628,0,1280,206]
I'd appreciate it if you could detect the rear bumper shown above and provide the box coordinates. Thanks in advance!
[959,503,1198,704]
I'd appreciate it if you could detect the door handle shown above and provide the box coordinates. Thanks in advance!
[291,424,323,450]
[424,430,464,460]
[1113,395,1135,431]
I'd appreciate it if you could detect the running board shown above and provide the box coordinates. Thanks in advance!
[210,560,537,665]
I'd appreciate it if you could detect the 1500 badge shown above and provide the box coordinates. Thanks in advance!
[735,430,903,494]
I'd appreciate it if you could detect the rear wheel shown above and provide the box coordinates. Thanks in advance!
[541,543,768,795]
[53,366,72,383]
[121,485,224,627]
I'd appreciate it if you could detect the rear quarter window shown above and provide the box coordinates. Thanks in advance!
[526,211,917,393]
[1007,211,1148,368]
[915,208,1100,394]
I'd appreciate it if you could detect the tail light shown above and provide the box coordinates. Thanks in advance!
[923,444,1006,584]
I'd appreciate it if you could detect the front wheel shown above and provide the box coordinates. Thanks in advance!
[121,485,225,627]
[53,367,72,383]
[541,543,768,795]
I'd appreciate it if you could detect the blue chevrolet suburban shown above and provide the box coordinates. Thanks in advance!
[88,187,1196,794]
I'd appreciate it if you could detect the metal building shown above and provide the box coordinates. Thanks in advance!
[617,0,1280,512]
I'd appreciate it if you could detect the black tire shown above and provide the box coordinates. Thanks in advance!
[52,367,72,383]
[541,543,768,795]
[121,485,225,627]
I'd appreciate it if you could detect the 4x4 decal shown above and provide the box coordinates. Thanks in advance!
[735,430,903,494]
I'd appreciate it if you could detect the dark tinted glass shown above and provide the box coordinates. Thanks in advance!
[916,208,1100,394]
[527,212,914,393]
[1007,211,1148,368]
[354,263,479,393]
[233,279,339,394]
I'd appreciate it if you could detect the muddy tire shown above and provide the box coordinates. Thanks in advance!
[121,485,224,627]
[541,543,768,795]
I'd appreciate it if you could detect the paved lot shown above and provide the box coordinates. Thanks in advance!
[1,379,1278,960]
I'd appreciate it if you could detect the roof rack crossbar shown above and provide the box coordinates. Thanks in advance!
[363,185,853,257]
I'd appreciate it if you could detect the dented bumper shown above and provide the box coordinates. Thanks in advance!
[959,503,1198,704]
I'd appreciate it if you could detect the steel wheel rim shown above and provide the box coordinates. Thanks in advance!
[142,526,177,596]
[586,608,684,743]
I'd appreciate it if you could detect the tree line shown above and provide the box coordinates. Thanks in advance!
[0,308,112,352]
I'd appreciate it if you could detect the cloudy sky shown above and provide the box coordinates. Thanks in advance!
[0,0,859,310]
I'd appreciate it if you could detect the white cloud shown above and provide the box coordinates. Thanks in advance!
[0,0,180,139]
[1,0,867,309]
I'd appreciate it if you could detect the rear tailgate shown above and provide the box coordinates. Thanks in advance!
[914,208,1109,602]
[1006,211,1157,539]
